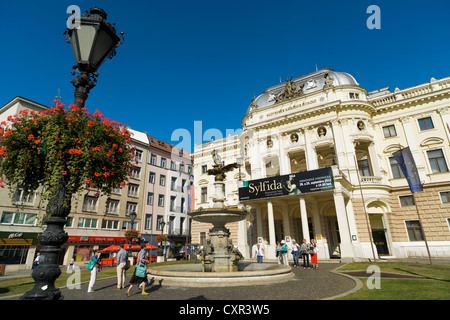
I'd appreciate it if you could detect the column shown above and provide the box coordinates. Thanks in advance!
[304,128,318,170]
[367,142,380,176]
[281,203,291,241]
[255,206,263,241]
[279,134,290,175]
[267,200,276,258]
[299,196,310,242]
[267,200,276,246]
[333,190,354,261]
[330,120,348,171]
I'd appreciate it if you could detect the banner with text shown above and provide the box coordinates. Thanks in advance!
[238,167,334,200]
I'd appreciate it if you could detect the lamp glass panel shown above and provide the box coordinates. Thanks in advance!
[91,28,116,67]
[77,25,97,62]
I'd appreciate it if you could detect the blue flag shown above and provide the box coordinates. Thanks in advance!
[393,147,423,192]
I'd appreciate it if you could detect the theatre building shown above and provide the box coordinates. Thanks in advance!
[191,68,450,261]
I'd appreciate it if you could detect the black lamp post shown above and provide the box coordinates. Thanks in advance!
[158,221,166,259]
[21,7,123,300]
[128,211,137,260]
[65,7,124,109]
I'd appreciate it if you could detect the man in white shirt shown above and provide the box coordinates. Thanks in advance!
[254,244,264,263]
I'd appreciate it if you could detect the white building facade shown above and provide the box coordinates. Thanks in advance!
[192,69,450,262]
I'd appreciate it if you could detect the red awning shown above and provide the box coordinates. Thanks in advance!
[99,244,158,253]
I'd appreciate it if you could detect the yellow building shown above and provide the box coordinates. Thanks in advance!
[192,68,450,261]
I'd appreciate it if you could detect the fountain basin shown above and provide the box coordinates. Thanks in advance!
[188,207,248,226]
[147,262,294,287]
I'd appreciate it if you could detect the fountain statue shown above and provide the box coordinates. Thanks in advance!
[189,150,248,272]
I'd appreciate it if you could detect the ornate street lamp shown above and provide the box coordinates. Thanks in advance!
[21,7,123,300]
[64,7,124,108]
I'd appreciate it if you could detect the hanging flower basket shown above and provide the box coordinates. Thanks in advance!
[0,101,135,202]
[124,229,139,242]
[156,234,168,243]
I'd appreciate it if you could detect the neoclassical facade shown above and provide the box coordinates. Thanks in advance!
[192,68,450,261]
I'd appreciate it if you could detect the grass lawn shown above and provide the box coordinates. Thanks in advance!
[0,260,194,298]
[335,262,450,300]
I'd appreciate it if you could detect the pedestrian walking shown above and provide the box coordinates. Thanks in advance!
[126,260,150,296]
[310,239,318,269]
[115,244,128,290]
[291,240,300,267]
[280,240,288,266]
[276,242,282,264]
[300,239,310,269]
[254,244,264,263]
[33,252,40,270]
[87,250,101,293]
[67,257,74,272]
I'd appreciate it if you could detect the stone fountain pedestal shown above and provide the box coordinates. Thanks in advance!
[189,206,248,272]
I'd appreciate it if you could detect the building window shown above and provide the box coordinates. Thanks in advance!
[160,174,166,186]
[170,161,176,170]
[126,202,137,216]
[383,125,397,138]
[149,172,156,184]
[201,187,208,203]
[181,197,185,213]
[122,220,137,230]
[111,185,121,195]
[13,187,36,206]
[349,92,359,99]
[102,219,119,230]
[145,214,152,230]
[418,117,434,131]
[106,200,119,214]
[0,212,37,226]
[179,163,185,173]
[147,192,154,206]
[158,194,165,207]
[82,196,98,212]
[156,215,164,231]
[170,196,176,212]
[171,177,177,192]
[78,218,98,229]
[135,149,143,163]
[406,220,424,241]
[150,153,157,165]
[131,166,141,179]
[358,159,372,177]
[399,195,415,207]
[427,149,449,173]
[390,157,405,179]
[440,191,450,204]
[161,157,167,168]
[128,183,139,198]
[202,165,208,174]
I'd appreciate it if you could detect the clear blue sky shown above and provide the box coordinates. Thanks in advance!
[1,0,449,152]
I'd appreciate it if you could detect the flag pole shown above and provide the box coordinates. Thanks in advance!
[411,192,432,265]
[393,146,432,265]
[354,155,377,263]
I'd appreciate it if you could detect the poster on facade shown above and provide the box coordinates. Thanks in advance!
[238,167,334,200]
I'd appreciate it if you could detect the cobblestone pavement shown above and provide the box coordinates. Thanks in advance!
[54,262,356,301]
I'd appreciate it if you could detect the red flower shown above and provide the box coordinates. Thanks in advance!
[34,140,40,145]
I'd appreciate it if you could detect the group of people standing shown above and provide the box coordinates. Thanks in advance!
[87,243,151,296]
[254,239,319,269]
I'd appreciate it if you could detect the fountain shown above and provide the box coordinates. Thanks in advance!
[147,150,294,287]
[189,149,246,272]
